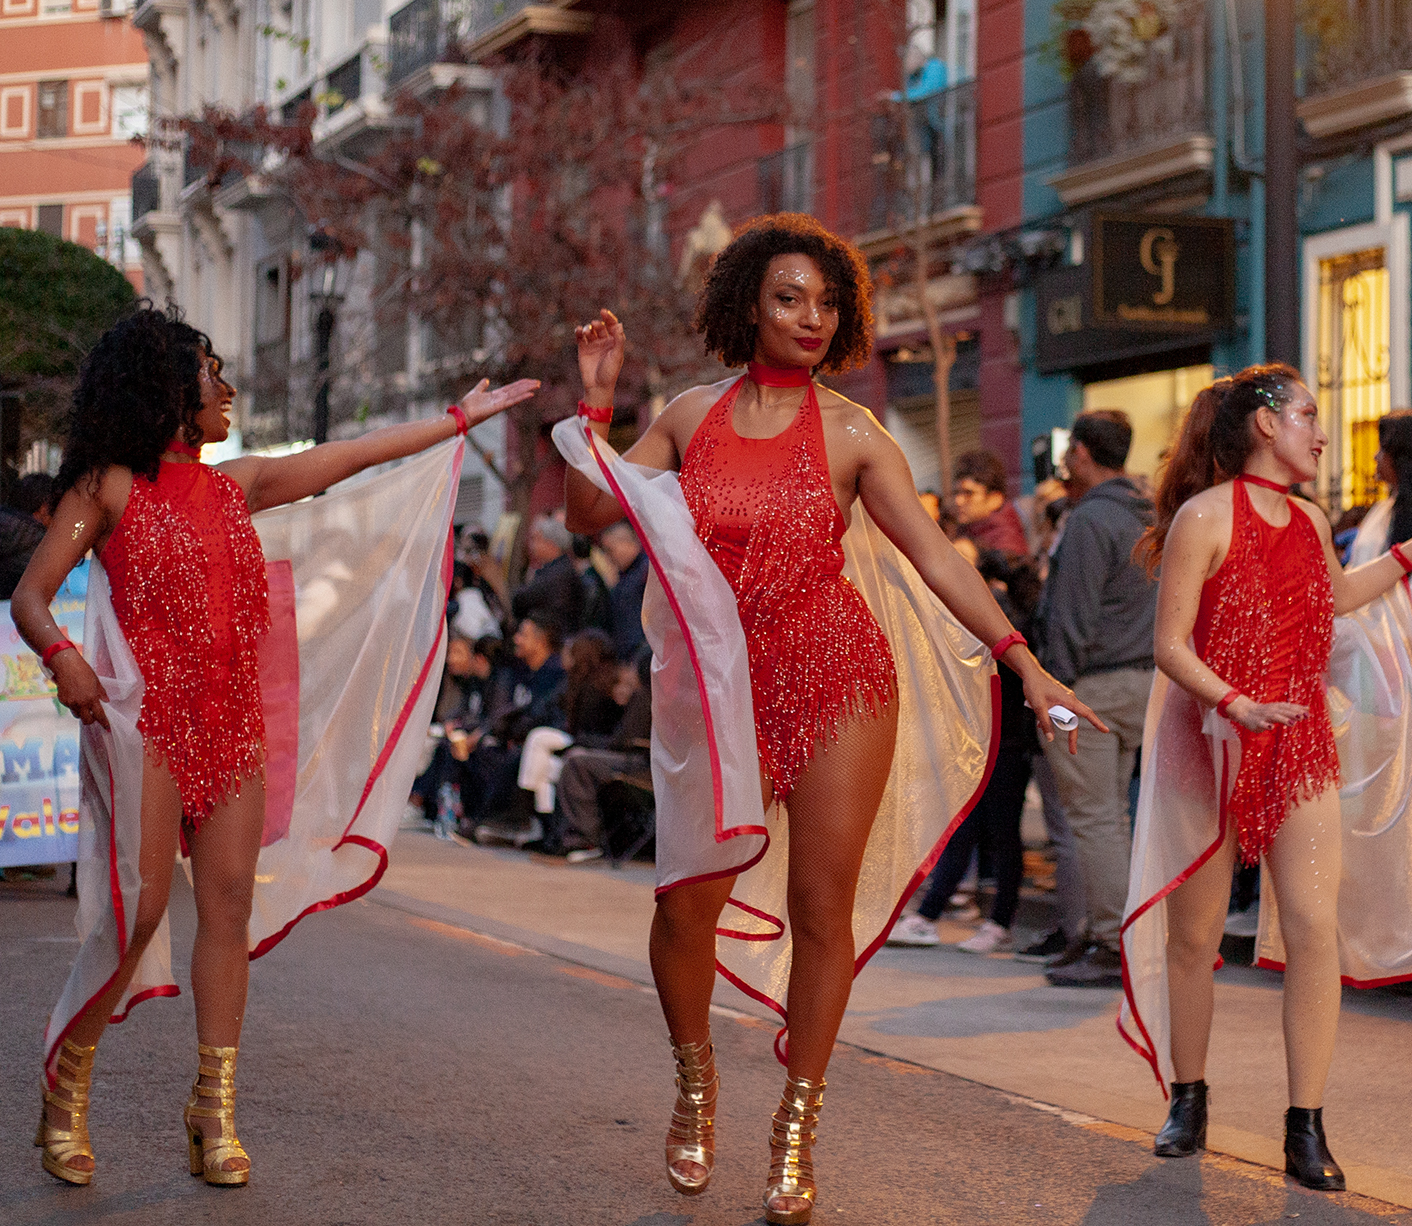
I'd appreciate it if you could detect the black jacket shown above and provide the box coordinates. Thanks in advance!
[511,554,582,635]
[1035,477,1157,686]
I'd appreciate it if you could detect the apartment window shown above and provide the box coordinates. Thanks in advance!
[112,84,147,139]
[37,81,68,139]
[37,204,63,237]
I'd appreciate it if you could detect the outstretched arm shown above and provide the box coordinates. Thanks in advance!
[1300,499,1412,615]
[225,378,540,513]
[854,418,1107,750]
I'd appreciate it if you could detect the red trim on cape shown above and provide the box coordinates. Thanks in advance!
[110,983,180,1022]
[1252,957,1412,988]
[248,510,459,960]
[1117,739,1233,1099]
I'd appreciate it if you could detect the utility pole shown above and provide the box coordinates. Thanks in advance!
[1264,0,1299,365]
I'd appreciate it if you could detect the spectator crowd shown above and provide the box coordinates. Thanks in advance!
[407,513,653,866]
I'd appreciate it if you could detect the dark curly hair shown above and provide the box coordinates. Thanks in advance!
[694,213,874,374]
[54,301,219,500]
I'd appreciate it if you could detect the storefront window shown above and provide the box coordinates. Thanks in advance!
[1081,363,1213,488]
[1316,248,1391,512]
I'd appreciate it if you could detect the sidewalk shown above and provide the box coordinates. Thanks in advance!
[375,830,1412,1208]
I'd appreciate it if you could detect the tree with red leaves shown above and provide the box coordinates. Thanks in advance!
[182,26,780,567]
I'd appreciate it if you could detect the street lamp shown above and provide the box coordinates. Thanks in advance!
[307,230,348,445]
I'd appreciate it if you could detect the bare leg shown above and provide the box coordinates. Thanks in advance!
[765,697,898,1220]
[1264,789,1343,1109]
[183,774,265,1174]
[780,697,898,1081]
[650,875,737,1049]
[1164,815,1238,1083]
[43,755,183,1171]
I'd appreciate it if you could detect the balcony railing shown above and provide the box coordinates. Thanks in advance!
[867,79,976,232]
[1067,14,1207,166]
[326,54,362,116]
[758,141,813,215]
[1305,0,1412,95]
[132,160,159,225]
[387,0,533,85]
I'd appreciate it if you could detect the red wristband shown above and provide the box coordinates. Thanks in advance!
[446,404,469,435]
[42,639,76,668]
[1215,689,1240,718]
[1392,542,1412,574]
[990,630,1027,660]
[577,399,613,423]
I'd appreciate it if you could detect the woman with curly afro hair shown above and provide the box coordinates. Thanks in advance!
[13,303,537,1188]
[475,214,1099,1223]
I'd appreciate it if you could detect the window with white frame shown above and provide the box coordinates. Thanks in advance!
[1,0,38,15]
[0,207,31,229]
[111,83,147,139]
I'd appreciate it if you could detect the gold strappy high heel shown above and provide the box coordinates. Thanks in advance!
[183,1043,250,1186]
[35,1038,97,1185]
[763,1073,825,1225]
[665,1036,718,1195]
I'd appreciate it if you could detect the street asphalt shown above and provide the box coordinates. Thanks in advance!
[2,865,1409,1226]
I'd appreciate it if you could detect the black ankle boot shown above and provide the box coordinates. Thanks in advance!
[1154,1080,1207,1157]
[1284,1107,1345,1191]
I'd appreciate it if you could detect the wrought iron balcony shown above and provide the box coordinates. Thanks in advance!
[1305,0,1412,95]
[387,0,535,86]
[326,54,362,116]
[1066,13,1207,168]
[758,141,813,215]
[867,79,976,233]
[131,160,159,225]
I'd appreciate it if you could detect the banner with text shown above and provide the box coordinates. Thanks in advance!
[0,562,89,868]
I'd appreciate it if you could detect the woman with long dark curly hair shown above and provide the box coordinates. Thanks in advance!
[472,214,1101,1223]
[12,303,537,1187]
[1119,364,1412,1191]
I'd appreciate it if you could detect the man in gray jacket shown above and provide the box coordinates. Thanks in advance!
[1035,409,1157,987]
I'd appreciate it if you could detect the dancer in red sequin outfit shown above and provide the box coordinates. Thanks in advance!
[553,216,1103,1224]
[1126,363,1412,1190]
[12,305,537,1187]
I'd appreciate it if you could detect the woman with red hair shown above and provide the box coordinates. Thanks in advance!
[1120,363,1412,1190]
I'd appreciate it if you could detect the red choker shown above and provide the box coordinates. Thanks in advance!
[165,437,202,458]
[1238,472,1292,494]
[747,361,811,388]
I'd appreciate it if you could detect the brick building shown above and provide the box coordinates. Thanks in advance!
[0,0,147,289]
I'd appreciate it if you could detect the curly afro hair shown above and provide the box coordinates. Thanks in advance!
[694,213,874,374]
[54,301,218,500]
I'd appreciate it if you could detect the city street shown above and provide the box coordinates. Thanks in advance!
[2,834,1409,1226]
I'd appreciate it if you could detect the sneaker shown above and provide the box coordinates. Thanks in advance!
[1046,944,1123,987]
[1045,935,1095,969]
[885,914,941,947]
[566,846,604,865]
[1012,928,1068,963]
[956,920,1012,954]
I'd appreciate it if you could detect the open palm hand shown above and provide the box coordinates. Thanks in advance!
[456,378,541,429]
[576,308,625,400]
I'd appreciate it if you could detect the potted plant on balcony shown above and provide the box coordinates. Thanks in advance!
[1052,0,1188,84]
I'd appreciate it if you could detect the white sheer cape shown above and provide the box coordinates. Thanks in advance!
[552,418,998,1051]
[43,441,461,1080]
[1119,497,1412,1093]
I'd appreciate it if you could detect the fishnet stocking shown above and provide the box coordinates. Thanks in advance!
[1166,789,1342,1107]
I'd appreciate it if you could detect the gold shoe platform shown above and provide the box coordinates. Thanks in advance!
[763,1073,825,1225]
[35,1038,98,1185]
[183,1043,250,1186]
[665,1036,718,1195]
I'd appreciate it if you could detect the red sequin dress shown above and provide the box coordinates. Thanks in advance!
[1192,477,1338,862]
[100,459,271,826]
[678,377,897,799]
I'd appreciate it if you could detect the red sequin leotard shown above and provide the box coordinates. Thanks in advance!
[1193,477,1338,862]
[100,459,271,826]
[678,376,897,799]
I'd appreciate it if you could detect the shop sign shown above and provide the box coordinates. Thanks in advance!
[1092,213,1234,330]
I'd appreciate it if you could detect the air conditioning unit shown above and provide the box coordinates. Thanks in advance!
[99,0,135,16]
